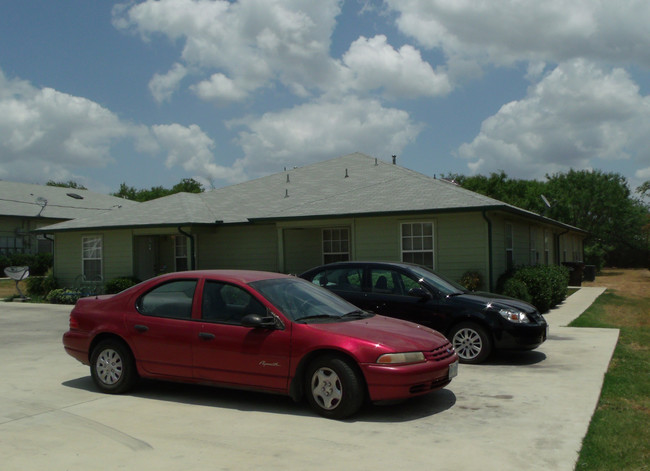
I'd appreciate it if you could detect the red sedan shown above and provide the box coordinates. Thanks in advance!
[63,270,458,419]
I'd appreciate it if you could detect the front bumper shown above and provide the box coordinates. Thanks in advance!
[361,356,458,402]
[494,321,548,350]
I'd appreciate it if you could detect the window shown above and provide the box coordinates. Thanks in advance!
[401,222,434,268]
[505,223,514,271]
[311,267,363,292]
[82,236,102,281]
[174,236,188,271]
[323,228,349,264]
[369,268,420,296]
[137,280,197,319]
[0,236,23,256]
[201,281,266,324]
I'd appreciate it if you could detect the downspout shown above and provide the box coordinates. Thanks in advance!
[177,227,196,270]
[482,210,494,292]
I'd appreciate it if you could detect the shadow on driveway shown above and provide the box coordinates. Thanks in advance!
[62,375,456,423]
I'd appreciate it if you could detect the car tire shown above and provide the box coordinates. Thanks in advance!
[449,322,492,364]
[305,355,365,419]
[90,339,138,394]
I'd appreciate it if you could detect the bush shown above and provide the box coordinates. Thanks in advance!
[26,269,58,297]
[458,270,484,291]
[104,277,140,294]
[497,264,570,313]
[46,288,82,305]
[501,278,532,303]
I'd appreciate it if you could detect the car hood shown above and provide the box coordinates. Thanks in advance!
[450,292,537,313]
[309,315,449,352]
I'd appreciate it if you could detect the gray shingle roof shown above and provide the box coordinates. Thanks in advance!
[0,180,137,221]
[36,153,584,232]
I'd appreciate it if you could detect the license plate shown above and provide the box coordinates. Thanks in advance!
[448,361,459,379]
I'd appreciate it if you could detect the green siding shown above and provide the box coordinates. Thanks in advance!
[283,228,322,274]
[197,224,278,271]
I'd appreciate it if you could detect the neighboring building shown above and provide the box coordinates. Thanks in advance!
[0,181,136,257]
[37,153,587,290]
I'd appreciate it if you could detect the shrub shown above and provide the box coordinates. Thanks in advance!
[501,278,532,303]
[104,277,140,294]
[26,269,58,297]
[459,270,484,291]
[497,264,570,313]
[46,288,82,305]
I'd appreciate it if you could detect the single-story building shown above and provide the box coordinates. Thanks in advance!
[36,153,587,291]
[0,180,135,257]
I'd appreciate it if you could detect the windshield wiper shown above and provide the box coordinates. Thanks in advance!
[342,310,371,319]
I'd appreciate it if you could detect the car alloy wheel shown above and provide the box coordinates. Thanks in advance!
[450,322,492,364]
[90,339,138,394]
[305,355,365,419]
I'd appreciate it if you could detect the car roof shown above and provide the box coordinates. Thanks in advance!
[154,270,295,284]
[304,261,419,271]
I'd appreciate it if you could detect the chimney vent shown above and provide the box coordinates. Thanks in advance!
[284,189,289,198]
[345,168,349,178]
[392,155,397,165]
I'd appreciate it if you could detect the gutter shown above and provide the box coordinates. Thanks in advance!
[177,227,196,270]
[482,210,494,292]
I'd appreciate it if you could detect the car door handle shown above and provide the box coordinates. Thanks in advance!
[134,325,149,333]
[198,332,215,340]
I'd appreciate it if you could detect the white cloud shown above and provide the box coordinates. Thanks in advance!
[151,123,247,182]
[457,60,650,178]
[114,0,343,102]
[229,96,422,174]
[0,71,132,182]
[149,63,188,103]
[0,69,244,186]
[341,35,452,99]
[385,0,650,69]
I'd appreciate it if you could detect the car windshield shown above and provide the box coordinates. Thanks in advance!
[249,277,369,323]
[408,265,466,296]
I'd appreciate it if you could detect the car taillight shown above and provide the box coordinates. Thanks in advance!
[69,315,80,330]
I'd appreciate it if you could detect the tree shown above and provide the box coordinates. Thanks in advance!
[46,180,87,190]
[112,178,205,202]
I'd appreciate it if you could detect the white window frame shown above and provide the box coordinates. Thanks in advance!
[82,235,103,281]
[174,236,189,271]
[400,221,434,269]
[322,228,350,264]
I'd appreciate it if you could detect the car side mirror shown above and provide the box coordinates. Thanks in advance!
[241,313,277,329]
[408,287,432,300]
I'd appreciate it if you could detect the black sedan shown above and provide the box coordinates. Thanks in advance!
[300,262,548,364]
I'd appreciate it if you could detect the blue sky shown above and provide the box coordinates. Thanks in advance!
[2,0,650,196]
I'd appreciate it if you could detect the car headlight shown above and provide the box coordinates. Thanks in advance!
[376,352,425,364]
[498,307,530,323]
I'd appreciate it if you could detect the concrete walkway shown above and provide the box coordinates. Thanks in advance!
[0,287,618,471]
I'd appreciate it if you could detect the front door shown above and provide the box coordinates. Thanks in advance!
[192,280,292,391]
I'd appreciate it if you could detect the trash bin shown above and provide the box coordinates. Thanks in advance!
[562,262,585,286]
[583,265,596,282]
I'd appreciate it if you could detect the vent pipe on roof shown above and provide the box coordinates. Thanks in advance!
[375,158,378,166]
[345,168,349,178]
[392,155,397,165]
[285,189,289,198]
[286,174,290,183]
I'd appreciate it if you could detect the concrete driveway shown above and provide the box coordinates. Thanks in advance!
[0,288,618,471]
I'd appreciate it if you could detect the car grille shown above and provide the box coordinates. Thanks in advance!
[410,376,451,394]
[527,310,545,324]
[424,341,455,362]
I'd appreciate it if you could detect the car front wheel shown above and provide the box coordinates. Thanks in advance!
[449,322,492,364]
[90,339,138,394]
[305,355,364,419]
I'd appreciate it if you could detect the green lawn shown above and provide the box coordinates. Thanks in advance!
[571,288,650,470]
